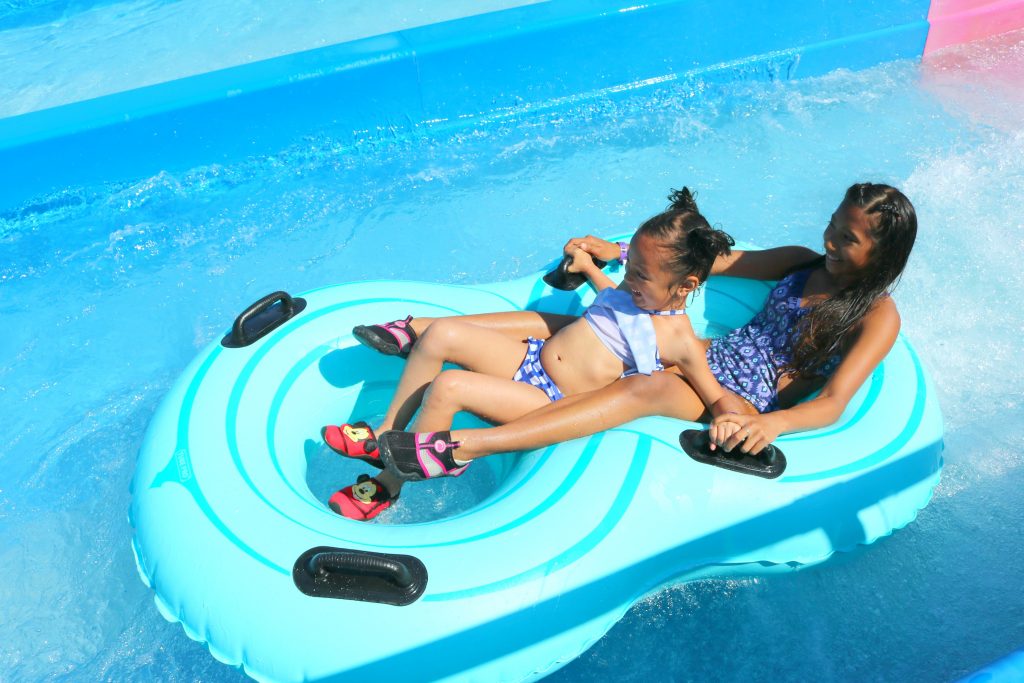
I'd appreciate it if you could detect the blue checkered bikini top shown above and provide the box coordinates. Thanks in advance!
[583,287,685,377]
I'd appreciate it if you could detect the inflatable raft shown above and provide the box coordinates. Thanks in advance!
[130,239,944,682]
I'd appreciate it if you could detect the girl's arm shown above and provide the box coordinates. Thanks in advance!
[711,297,901,453]
[660,322,728,410]
[402,235,619,342]
[566,233,822,283]
[710,245,821,280]
[562,235,623,262]
[567,247,617,291]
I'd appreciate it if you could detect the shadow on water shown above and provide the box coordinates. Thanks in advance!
[319,345,404,391]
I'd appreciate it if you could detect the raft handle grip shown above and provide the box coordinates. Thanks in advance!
[680,428,787,479]
[542,254,608,291]
[307,550,414,588]
[222,290,307,348]
[293,546,427,605]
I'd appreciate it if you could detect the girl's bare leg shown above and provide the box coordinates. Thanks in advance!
[449,371,711,459]
[350,312,575,497]
[411,369,552,433]
[406,311,577,342]
[375,319,534,431]
[373,370,552,496]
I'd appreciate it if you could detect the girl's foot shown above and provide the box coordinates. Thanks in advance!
[352,316,417,358]
[378,430,469,481]
[321,422,383,469]
[328,474,398,521]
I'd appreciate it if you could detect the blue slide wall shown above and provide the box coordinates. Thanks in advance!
[0,0,931,213]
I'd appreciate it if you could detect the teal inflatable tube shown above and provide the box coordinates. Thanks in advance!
[958,648,1024,683]
[130,239,944,682]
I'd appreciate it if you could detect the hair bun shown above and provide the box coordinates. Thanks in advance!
[686,224,734,263]
[667,187,699,213]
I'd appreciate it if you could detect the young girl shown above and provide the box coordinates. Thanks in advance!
[355,181,917,480]
[322,189,735,520]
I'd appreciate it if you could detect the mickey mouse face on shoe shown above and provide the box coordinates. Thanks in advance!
[352,479,378,503]
[344,425,372,441]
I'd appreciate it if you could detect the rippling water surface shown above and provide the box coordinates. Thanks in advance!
[1,16,1023,682]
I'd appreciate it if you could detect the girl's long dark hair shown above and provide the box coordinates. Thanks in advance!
[787,183,918,377]
[635,187,735,285]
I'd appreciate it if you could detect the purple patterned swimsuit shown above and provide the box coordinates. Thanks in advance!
[706,268,840,413]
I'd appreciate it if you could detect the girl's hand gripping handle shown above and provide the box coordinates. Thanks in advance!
[562,235,622,262]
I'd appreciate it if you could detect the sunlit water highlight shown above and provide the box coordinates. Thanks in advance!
[1,28,1023,682]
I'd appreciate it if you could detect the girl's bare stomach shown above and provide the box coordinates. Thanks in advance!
[537,320,627,396]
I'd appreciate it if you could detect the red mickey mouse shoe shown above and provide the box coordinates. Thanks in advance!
[328,474,398,521]
[321,421,383,468]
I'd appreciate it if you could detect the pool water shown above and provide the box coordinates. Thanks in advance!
[2,16,1024,683]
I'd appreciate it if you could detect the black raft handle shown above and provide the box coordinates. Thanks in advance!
[221,290,307,348]
[542,254,609,291]
[308,550,414,588]
[679,428,787,479]
[293,546,428,606]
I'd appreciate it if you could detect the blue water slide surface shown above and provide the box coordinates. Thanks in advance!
[0,0,931,213]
